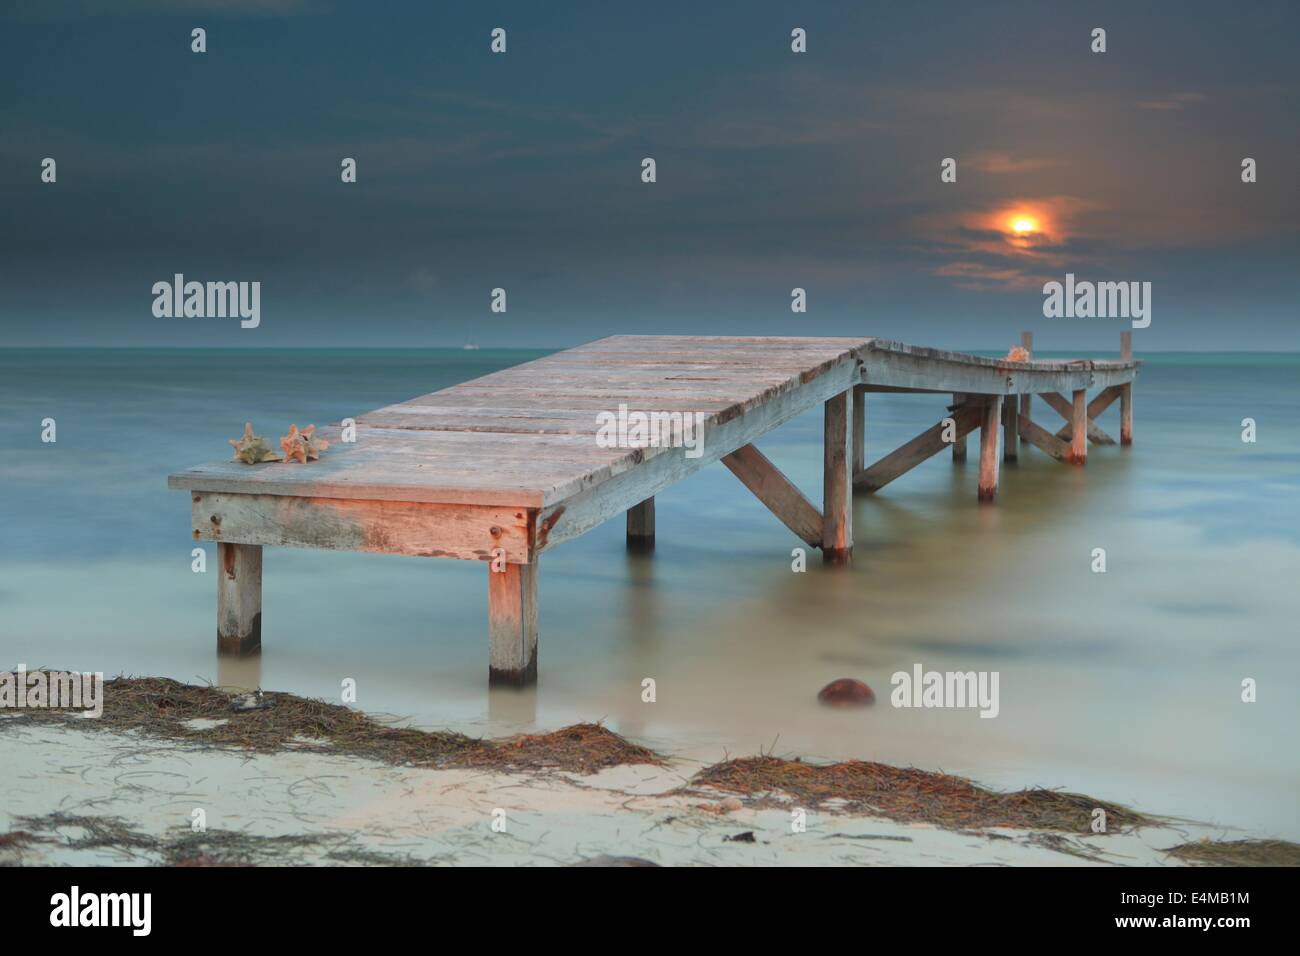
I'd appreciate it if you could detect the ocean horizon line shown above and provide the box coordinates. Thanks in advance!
[5,345,1299,356]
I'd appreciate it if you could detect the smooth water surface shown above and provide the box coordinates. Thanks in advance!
[2,348,1297,838]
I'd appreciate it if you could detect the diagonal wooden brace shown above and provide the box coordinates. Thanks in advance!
[856,401,985,493]
[1018,414,1072,462]
[722,443,823,547]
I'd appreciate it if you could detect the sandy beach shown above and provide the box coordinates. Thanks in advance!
[0,679,1278,868]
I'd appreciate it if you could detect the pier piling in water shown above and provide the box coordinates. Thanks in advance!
[1120,332,1134,446]
[626,497,655,552]
[978,396,1002,501]
[216,541,262,656]
[488,562,538,688]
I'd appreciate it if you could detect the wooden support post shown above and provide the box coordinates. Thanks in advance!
[626,497,655,552]
[1019,332,1033,425]
[488,562,538,688]
[1120,386,1133,446]
[217,542,262,656]
[978,397,1001,502]
[1044,391,1117,446]
[852,385,865,481]
[1002,390,1019,462]
[822,391,852,564]
[1068,389,1087,465]
[1120,331,1134,446]
[951,393,967,462]
[722,444,822,547]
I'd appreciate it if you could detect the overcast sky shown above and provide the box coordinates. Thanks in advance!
[2,0,1297,349]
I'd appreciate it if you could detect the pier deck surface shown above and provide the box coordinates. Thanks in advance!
[168,334,1140,681]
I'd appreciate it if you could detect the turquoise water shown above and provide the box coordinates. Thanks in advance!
[2,348,1298,839]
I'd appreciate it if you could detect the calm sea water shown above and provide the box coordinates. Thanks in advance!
[2,348,1298,839]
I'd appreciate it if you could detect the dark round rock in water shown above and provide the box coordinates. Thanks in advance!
[817,678,875,707]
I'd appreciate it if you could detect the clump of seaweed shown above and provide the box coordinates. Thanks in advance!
[466,722,661,775]
[5,674,659,776]
[687,755,1154,833]
[11,812,157,863]
[1164,839,1300,867]
[0,829,49,864]
[11,813,432,867]
[280,424,328,463]
[228,422,280,464]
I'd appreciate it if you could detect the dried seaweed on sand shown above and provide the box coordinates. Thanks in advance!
[7,675,658,775]
[687,755,1155,832]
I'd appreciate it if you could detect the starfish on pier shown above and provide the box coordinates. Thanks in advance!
[228,422,281,464]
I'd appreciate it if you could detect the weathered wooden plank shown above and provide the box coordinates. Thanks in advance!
[1018,414,1071,462]
[442,367,804,387]
[192,492,534,563]
[858,384,951,394]
[721,444,822,548]
[864,343,1137,395]
[172,457,550,507]
[217,542,262,656]
[978,396,1002,502]
[573,334,871,351]
[868,338,1139,375]
[488,562,538,687]
[822,392,852,563]
[627,497,655,552]
[382,393,740,413]
[856,403,984,492]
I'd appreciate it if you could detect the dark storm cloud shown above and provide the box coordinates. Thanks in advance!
[1,0,1297,348]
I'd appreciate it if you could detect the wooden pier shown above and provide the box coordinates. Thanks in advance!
[169,333,1139,686]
